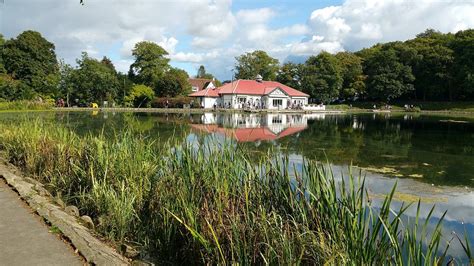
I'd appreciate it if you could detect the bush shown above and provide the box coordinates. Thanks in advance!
[151,96,196,108]
[0,100,53,111]
[125,84,155,108]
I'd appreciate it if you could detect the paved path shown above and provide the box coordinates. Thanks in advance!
[0,178,83,266]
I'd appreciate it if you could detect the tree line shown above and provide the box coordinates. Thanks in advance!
[235,29,474,103]
[1,28,473,106]
[0,31,210,107]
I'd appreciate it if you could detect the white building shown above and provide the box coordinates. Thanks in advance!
[189,76,309,109]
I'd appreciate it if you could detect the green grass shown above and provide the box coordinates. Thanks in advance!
[0,120,472,264]
[0,100,53,111]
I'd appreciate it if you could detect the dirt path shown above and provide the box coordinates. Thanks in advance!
[0,178,83,266]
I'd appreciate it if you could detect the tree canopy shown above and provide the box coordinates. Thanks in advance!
[2,30,59,99]
[155,67,191,97]
[235,50,279,81]
[129,41,170,87]
[302,52,343,103]
[70,52,119,104]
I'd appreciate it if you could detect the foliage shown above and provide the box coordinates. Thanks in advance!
[276,62,303,91]
[451,29,474,100]
[58,60,74,106]
[302,52,343,103]
[1,30,59,99]
[362,44,415,102]
[235,50,279,81]
[196,65,221,86]
[0,34,6,74]
[125,84,155,108]
[151,96,195,108]
[154,67,191,97]
[70,52,119,104]
[0,120,471,264]
[101,56,117,74]
[336,52,366,99]
[129,41,170,87]
[0,100,53,111]
[407,29,454,101]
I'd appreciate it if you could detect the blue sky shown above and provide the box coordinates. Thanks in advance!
[1,0,474,80]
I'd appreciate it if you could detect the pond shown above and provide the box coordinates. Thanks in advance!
[1,110,473,261]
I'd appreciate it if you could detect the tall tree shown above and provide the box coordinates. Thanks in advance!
[2,30,59,99]
[155,67,191,97]
[71,52,119,104]
[335,52,366,99]
[302,52,343,103]
[101,56,117,74]
[129,41,170,87]
[235,50,279,81]
[363,45,415,102]
[197,65,206,78]
[451,29,474,100]
[276,62,303,90]
[58,59,74,106]
[408,29,454,101]
[0,34,6,74]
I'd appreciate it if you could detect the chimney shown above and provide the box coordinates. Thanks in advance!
[255,74,263,83]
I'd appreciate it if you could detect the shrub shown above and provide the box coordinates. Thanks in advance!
[125,84,155,108]
[151,96,196,108]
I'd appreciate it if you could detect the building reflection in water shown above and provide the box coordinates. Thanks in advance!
[191,113,326,142]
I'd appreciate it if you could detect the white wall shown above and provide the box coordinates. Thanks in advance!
[200,97,218,108]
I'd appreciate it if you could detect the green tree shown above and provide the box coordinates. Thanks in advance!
[335,52,366,99]
[58,59,74,106]
[125,84,155,108]
[117,72,134,105]
[276,62,303,90]
[155,67,191,97]
[2,30,59,99]
[363,45,415,101]
[235,50,279,80]
[70,52,119,104]
[197,65,206,78]
[101,56,117,74]
[302,52,343,103]
[129,41,170,87]
[451,29,474,100]
[408,30,454,101]
[0,34,6,74]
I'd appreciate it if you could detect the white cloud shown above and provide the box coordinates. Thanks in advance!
[236,8,275,24]
[3,0,474,80]
[305,0,474,51]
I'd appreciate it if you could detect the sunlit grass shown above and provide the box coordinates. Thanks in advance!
[0,119,472,264]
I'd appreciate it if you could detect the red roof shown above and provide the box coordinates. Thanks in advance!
[190,124,307,142]
[189,78,213,91]
[217,80,309,97]
[189,79,309,98]
[189,86,220,97]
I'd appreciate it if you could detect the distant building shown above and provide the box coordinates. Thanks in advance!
[188,78,216,92]
[189,75,309,109]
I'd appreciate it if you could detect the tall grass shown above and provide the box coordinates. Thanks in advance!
[0,119,472,264]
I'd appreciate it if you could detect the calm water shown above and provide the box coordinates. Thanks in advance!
[1,111,473,260]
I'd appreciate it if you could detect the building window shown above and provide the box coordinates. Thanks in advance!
[238,97,246,103]
[272,116,282,124]
[192,86,198,92]
[272,99,282,106]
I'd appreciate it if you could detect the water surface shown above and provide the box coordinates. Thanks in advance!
[1,111,473,260]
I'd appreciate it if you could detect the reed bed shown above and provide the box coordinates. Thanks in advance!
[0,119,471,264]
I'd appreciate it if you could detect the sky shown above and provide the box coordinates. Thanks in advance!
[1,0,474,81]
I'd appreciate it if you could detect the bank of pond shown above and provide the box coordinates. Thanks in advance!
[0,111,472,264]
